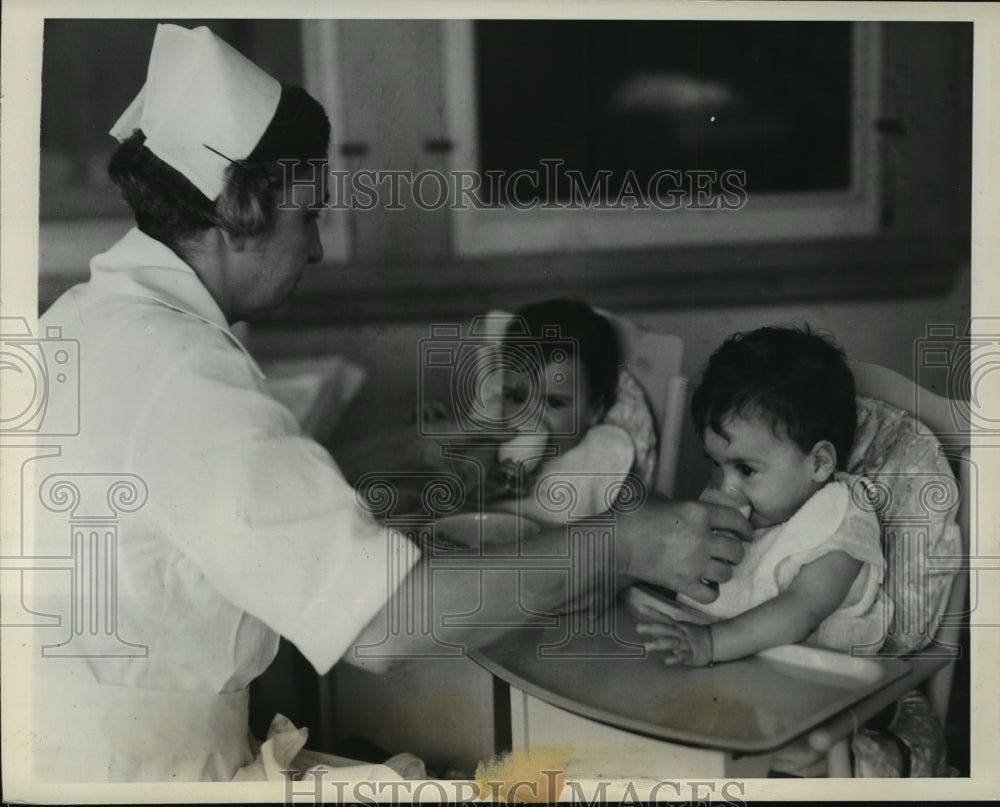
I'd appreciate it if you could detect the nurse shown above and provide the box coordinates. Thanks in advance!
[28,24,750,783]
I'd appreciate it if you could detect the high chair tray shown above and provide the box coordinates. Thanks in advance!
[471,584,911,753]
[625,584,887,688]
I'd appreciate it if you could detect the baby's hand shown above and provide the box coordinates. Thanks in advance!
[496,429,550,472]
[478,461,517,504]
[480,458,541,503]
[637,617,713,667]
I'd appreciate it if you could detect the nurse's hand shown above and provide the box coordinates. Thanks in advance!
[615,498,752,604]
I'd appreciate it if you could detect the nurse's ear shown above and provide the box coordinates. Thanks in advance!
[218,223,268,256]
[216,163,277,239]
[220,228,251,253]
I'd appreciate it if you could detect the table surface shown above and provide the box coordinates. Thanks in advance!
[470,588,911,754]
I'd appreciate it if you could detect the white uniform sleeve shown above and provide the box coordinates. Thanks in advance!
[128,341,419,675]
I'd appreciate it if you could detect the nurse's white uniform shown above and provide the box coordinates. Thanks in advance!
[28,229,419,781]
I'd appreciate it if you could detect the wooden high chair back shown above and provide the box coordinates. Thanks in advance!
[598,311,688,498]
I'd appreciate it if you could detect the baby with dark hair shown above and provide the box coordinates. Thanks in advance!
[485,299,657,522]
[640,326,891,666]
[497,299,622,458]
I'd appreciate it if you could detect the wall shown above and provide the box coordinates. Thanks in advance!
[249,262,970,500]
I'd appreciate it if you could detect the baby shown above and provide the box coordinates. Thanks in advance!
[481,299,656,522]
[640,326,891,665]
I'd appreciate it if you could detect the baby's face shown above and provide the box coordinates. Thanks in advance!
[702,413,825,529]
[501,359,594,453]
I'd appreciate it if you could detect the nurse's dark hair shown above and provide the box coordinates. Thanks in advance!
[108,85,330,252]
[691,325,857,468]
[502,299,622,418]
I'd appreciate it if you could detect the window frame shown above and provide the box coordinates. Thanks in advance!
[300,19,351,265]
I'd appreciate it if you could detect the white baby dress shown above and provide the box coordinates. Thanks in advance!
[681,474,893,653]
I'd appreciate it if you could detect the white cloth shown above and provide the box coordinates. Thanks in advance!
[110,25,282,199]
[234,714,419,782]
[680,474,892,652]
[28,228,419,781]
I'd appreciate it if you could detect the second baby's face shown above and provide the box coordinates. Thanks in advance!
[702,413,826,529]
[501,358,593,454]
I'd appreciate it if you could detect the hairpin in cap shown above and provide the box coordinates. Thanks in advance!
[110,24,282,200]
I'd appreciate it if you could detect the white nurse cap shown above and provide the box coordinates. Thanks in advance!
[110,24,282,200]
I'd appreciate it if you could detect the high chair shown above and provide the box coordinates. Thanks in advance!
[470,359,968,781]
[803,360,970,776]
[597,310,688,498]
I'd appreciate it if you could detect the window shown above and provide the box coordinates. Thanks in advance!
[443,20,883,256]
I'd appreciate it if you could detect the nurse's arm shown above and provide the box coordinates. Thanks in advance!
[345,498,750,673]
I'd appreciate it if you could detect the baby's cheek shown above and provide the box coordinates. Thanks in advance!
[747,500,780,528]
[751,497,796,528]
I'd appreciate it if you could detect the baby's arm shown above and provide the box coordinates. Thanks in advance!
[639,550,863,665]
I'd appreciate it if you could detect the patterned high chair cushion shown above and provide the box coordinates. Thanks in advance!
[845,396,962,656]
[603,368,658,487]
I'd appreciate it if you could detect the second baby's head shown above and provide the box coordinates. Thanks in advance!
[499,299,621,453]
